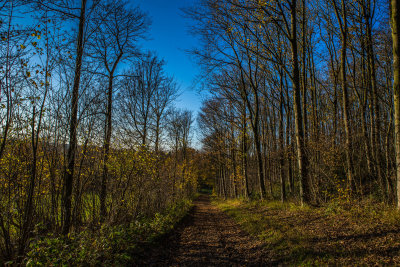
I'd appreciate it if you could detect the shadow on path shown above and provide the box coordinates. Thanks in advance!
[135,195,270,266]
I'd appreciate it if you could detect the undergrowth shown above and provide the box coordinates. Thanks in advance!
[23,199,192,266]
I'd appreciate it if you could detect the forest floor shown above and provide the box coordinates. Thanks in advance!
[213,197,400,266]
[135,194,271,266]
[135,194,400,266]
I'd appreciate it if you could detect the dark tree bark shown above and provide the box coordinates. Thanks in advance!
[63,0,87,235]
[290,0,310,205]
[279,68,286,202]
[241,102,250,198]
[332,0,354,193]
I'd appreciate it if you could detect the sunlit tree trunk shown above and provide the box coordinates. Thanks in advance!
[391,0,400,208]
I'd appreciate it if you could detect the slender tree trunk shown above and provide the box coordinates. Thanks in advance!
[391,0,400,208]
[280,70,286,202]
[360,59,372,192]
[291,0,310,205]
[231,125,238,198]
[19,109,37,256]
[241,102,250,198]
[309,42,319,139]
[333,0,354,193]
[100,75,114,221]
[341,6,354,194]
[246,86,266,199]
[302,0,308,139]
[365,5,385,198]
[386,71,394,201]
[100,49,122,221]
[221,164,227,199]
[63,0,87,235]
[360,43,373,174]
[285,78,294,194]
[155,117,160,152]
[254,126,267,199]
[266,105,275,197]
[386,115,394,201]
[172,140,178,200]
[333,83,338,144]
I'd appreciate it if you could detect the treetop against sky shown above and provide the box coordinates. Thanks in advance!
[134,0,202,113]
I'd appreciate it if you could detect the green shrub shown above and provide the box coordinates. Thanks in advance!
[25,199,192,266]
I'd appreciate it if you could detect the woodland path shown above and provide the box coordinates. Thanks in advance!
[136,194,270,266]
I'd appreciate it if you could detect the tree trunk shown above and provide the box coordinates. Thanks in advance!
[333,0,354,193]
[364,3,385,198]
[100,74,114,221]
[391,0,400,208]
[19,112,38,255]
[302,0,308,139]
[155,117,160,152]
[254,126,267,199]
[280,69,286,202]
[341,6,354,193]
[285,78,295,194]
[291,0,310,205]
[241,102,250,198]
[63,0,87,235]
[360,43,373,174]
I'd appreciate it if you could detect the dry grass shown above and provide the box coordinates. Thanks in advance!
[213,197,400,265]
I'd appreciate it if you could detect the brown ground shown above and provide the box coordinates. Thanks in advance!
[136,195,270,266]
[215,198,400,265]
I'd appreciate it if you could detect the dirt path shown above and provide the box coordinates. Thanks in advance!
[138,195,269,266]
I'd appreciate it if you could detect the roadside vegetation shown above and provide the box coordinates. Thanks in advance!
[24,199,192,266]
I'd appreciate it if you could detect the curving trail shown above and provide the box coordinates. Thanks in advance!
[138,195,269,266]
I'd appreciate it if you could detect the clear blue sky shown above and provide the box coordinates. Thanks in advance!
[135,0,202,115]
[18,0,203,145]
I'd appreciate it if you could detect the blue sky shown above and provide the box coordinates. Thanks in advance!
[15,0,203,145]
[135,0,202,115]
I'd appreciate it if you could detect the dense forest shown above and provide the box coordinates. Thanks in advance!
[193,0,399,205]
[1,0,400,265]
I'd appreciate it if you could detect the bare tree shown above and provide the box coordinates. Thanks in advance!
[119,52,168,147]
[167,108,194,198]
[152,76,179,152]
[88,0,149,221]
